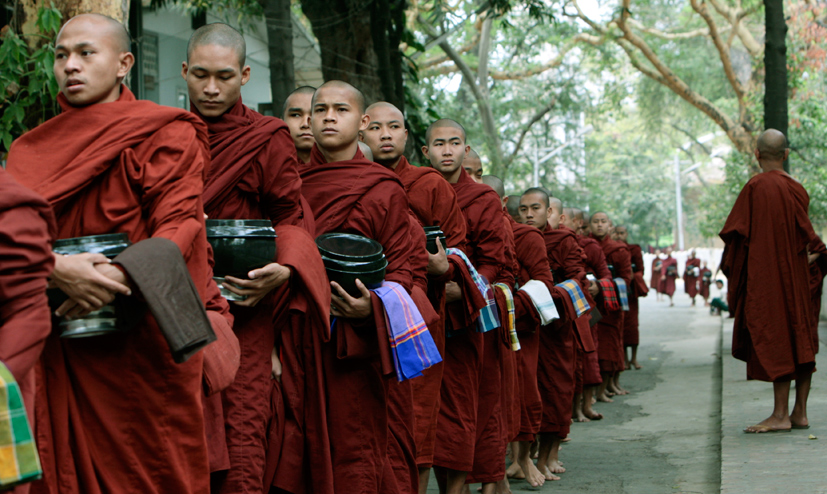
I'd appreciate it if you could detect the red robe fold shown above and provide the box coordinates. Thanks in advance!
[684,257,701,298]
[300,145,413,494]
[623,244,646,346]
[720,169,818,382]
[434,169,508,473]
[8,86,212,494]
[0,169,55,494]
[577,234,608,386]
[591,234,632,373]
[808,237,827,353]
[196,97,307,494]
[699,268,712,300]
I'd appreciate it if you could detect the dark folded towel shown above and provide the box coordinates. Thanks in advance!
[114,238,216,363]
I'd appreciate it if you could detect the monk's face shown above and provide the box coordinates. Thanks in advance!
[311,86,369,153]
[519,192,550,229]
[183,43,250,118]
[463,156,483,183]
[423,126,469,177]
[54,16,134,106]
[361,105,407,167]
[283,92,314,154]
[590,213,610,238]
[614,226,628,243]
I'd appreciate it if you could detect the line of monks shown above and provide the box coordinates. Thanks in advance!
[0,16,654,494]
[648,249,713,307]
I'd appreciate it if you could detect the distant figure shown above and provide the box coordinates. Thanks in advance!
[650,249,663,302]
[659,248,678,306]
[720,129,820,433]
[698,261,712,306]
[462,148,484,183]
[709,280,728,315]
[684,250,701,306]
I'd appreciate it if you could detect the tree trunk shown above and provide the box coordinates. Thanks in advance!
[764,0,788,171]
[261,0,295,114]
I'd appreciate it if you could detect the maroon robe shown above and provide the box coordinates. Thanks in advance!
[808,237,827,353]
[300,145,413,494]
[8,86,212,494]
[699,267,712,300]
[660,256,678,296]
[624,244,646,346]
[720,169,818,382]
[650,257,663,292]
[591,234,632,372]
[684,257,701,298]
[578,235,610,386]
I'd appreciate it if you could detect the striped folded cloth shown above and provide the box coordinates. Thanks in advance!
[0,361,41,489]
[598,278,620,312]
[494,283,519,351]
[557,279,591,318]
[446,248,500,333]
[372,281,443,381]
[613,278,630,311]
[518,279,560,326]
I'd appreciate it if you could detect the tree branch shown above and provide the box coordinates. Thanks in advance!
[504,99,556,169]
[706,0,762,56]
[690,0,745,101]
[627,18,712,39]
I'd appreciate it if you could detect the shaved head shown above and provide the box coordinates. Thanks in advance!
[426,118,466,144]
[756,129,788,161]
[563,207,574,218]
[522,187,549,208]
[58,13,131,53]
[358,141,374,161]
[506,196,521,221]
[188,23,246,68]
[366,101,403,119]
[548,197,563,215]
[482,175,505,198]
[464,148,484,183]
[282,85,316,118]
[313,80,366,114]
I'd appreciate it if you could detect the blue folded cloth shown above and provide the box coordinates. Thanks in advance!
[446,248,500,333]
[613,278,630,311]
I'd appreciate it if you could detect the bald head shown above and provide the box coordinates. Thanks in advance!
[756,129,788,162]
[522,187,549,208]
[188,23,245,68]
[58,13,130,53]
[282,85,316,118]
[426,119,466,144]
[366,101,403,119]
[482,175,505,199]
[358,141,374,161]
[464,149,484,183]
[313,80,366,114]
[548,197,563,215]
[506,196,522,222]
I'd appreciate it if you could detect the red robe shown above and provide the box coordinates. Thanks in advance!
[808,237,827,353]
[0,169,55,494]
[623,244,646,346]
[195,97,308,493]
[300,145,413,493]
[650,257,663,291]
[510,218,555,442]
[698,268,712,300]
[540,225,588,437]
[591,234,632,373]
[434,169,506,473]
[720,169,818,382]
[577,235,609,387]
[684,257,701,298]
[660,256,678,296]
[8,86,212,494]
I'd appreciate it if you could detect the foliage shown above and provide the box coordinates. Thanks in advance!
[0,6,62,152]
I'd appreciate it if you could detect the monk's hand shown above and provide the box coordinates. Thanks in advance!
[427,241,449,276]
[224,263,291,307]
[445,281,462,303]
[329,279,373,319]
[52,253,132,319]
[809,252,821,264]
[270,346,282,382]
[588,280,599,297]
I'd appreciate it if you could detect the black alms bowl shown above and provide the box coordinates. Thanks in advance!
[52,233,131,257]
[206,219,277,279]
[321,254,388,273]
[316,233,384,263]
[326,264,386,297]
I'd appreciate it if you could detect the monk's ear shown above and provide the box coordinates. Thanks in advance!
[240,65,251,86]
[754,149,761,161]
[421,146,430,159]
[559,212,567,224]
[117,52,135,80]
[464,144,470,155]
[360,113,370,131]
[783,148,790,161]
[181,62,188,81]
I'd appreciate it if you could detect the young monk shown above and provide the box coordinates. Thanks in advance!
[282,85,316,165]
[463,148,484,183]
[698,261,712,306]
[650,250,664,301]
[684,250,701,306]
[424,120,509,494]
[589,212,633,398]
[614,225,648,370]
[720,129,820,433]
[660,248,679,306]
[522,190,590,480]
[7,13,213,493]
[361,102,470,494]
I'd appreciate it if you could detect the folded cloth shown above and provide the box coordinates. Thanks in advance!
[114,238,216,363]
[613,278,630,311]
[494,283,519,351]
[518,279,560,326]
[372,281,442,381]
[0,361,41,489]
[557,279,591,318]
[446,248,499,333]
[597,278,620,312]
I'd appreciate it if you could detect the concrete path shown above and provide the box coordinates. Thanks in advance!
[427,291,724,493]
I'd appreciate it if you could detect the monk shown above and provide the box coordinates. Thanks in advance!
[424,119,508,494]
[698,261,712,306]
[300,80,422,493]
[720,129,820,433]
[614,225,647,370]
[684,250,701,306]
[463,148,484,183]
[282,85,316,165]
[660,248,679,306]
[0,169,55,494]
[523,189,589,481]
[650,250,664,301]
[361,101,469,493]
[808,239,827,347]
[7,13,213,493]
[589,212,633,399]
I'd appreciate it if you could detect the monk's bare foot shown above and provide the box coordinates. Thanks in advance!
[597,392,613,403]
[625,362,631,370]
[789,411,809,429]
[546,459,566,474]
[583,408,603,420]
[591,396,597,405]
[505,461,525,479]
[540,465,561,481]
[744,415,791,433]
[632,360,642,370]
[517,458,545,487]
[495,477,512,494]
[573,408,590,422]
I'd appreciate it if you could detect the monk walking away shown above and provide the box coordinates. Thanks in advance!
[721,129,820,433]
